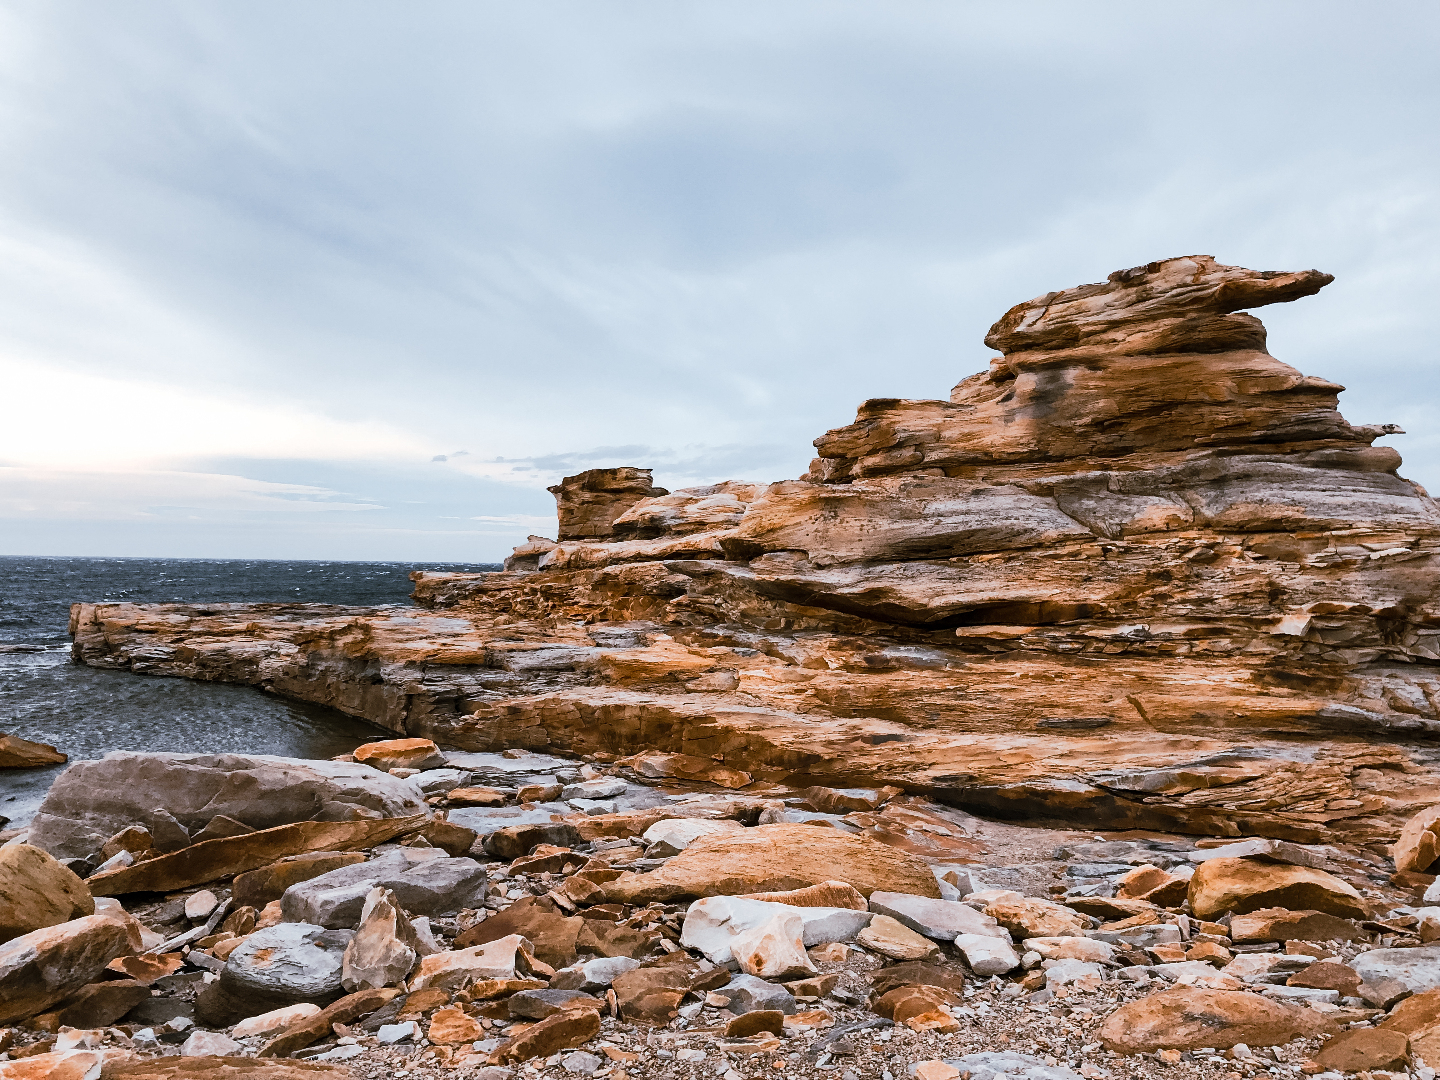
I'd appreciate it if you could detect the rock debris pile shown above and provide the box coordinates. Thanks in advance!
[5,738,1440,1080]
[13,255,1440,1078]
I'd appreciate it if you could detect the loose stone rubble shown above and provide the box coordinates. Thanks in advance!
[7,257,1440,1080]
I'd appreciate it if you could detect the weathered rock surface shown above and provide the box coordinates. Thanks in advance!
[279,849,486,928]
[0,907,144,1022]
[341,887,421,991]
[28,752,429,861]
[0,733,67,768]
[0,843,94,943]
[66,257,1440,841]
[599,823,940,903]
[1187,857,1367,920]
[85,816,428,896]
[1098,986,1339,1052]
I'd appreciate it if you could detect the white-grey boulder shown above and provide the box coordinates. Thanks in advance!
[868,891,1009,942]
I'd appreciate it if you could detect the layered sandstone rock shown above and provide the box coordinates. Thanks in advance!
[68,256,1440,841]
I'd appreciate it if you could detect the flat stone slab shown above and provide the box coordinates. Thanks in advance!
[869,891,1009,942]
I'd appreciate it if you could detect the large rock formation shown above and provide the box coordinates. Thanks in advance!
[70,257,1440,841]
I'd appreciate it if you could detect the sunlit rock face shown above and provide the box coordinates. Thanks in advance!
[71,257,1440,842]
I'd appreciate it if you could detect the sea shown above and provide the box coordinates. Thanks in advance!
[0,556,499,830]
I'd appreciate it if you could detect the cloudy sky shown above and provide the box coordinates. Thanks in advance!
[1,2,1436,562]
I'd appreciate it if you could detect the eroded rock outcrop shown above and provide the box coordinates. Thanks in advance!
[67,256,1440,841]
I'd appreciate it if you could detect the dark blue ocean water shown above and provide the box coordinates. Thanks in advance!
[0,556,498,828]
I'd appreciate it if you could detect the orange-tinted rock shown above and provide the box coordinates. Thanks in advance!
[1396,806,1440,874]
[454,896,581,969]
[258,987,399,1057]
[0,908,144,1023]
[1188,858,1367,920]
[231,852,368,909]
[600,824,939,903]
[0,844,94,944]
[427,1005,485,1044]
[87,818,425,896]
[488,1006,601,1064]
[1098,986,1340,1052]
[1288,960,1361,996]
[872,985,961,1022]
[1229,907,1364,944]
[0,734,66,768]
[353,738,447,773]
[28,978,148,1029]
[1315,1028,1410,1072]
[743,881,868,910]
[106,952,184,985]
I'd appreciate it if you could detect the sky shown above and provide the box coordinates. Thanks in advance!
[1,2,1437,562]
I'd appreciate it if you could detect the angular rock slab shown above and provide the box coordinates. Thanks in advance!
[281,849,486,928]
[868,891,1007,942]
[680,896,873,963]
[27,751,429,860]
[1396,805,1440,874]
[222,922,353,1003]
[1098,986,1340,1052]
[86,816,428,896]
[953,934,1021,976]
[1187,857,1367,920]
[0,907,144,1023]
[601,823,939,904]
[232,852,369,908]
[410,934,537,992]
[341,886,421,992]
[1355,945,1440,994]
[729,910,816,980]
[0,843,94,943]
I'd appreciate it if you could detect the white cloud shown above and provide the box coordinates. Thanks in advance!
[0,467,379,520]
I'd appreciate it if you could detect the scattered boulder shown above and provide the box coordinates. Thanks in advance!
[953,933,1021,975]
[641,818,746,856]
[1025,937,1116,964]
[0,907,144,1023]
[1395,805,1440,874]
[1187,858,1367,920]
[874,984,961,1022]
[489,1006,601,1064]
[354,739,448,773]
[1354,946,1440,994]
[483,822,582,860]
[180,1030,242,1056]
[28,978,148,1029]
[857,915,940,961]
[551,955,640,992]
[86,816,428,896]
[600,823,940,903]
[258,987,400,1057]
[1228,907,1365,943]
[26,751,429,861]
[198,922,353,1025]
[428,1005,486,1044]
[1288,960,1361,996]
[233,852,368,908]
[1315,1028,1410,1072]
[454,896,581,969]
[341,887,421,991]
[713,973,797,1015]
[868,891,1007,942]
[409,934,539,992]
[729,910,817,979]
[0,843,94,943]
[0,733,66,768]
[280,850,487,928]
[680,896,872,963]
[232,1002,323,1039]
[984,898,1089,939]
[1098,986,1339,1052]
[743,881,868,910]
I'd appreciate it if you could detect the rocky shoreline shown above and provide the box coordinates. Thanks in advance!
[8,255,1440,1080]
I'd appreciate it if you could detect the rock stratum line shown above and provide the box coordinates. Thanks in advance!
[69,256,1440,842]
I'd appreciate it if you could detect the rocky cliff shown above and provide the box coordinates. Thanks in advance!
[70,256,1440,842]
